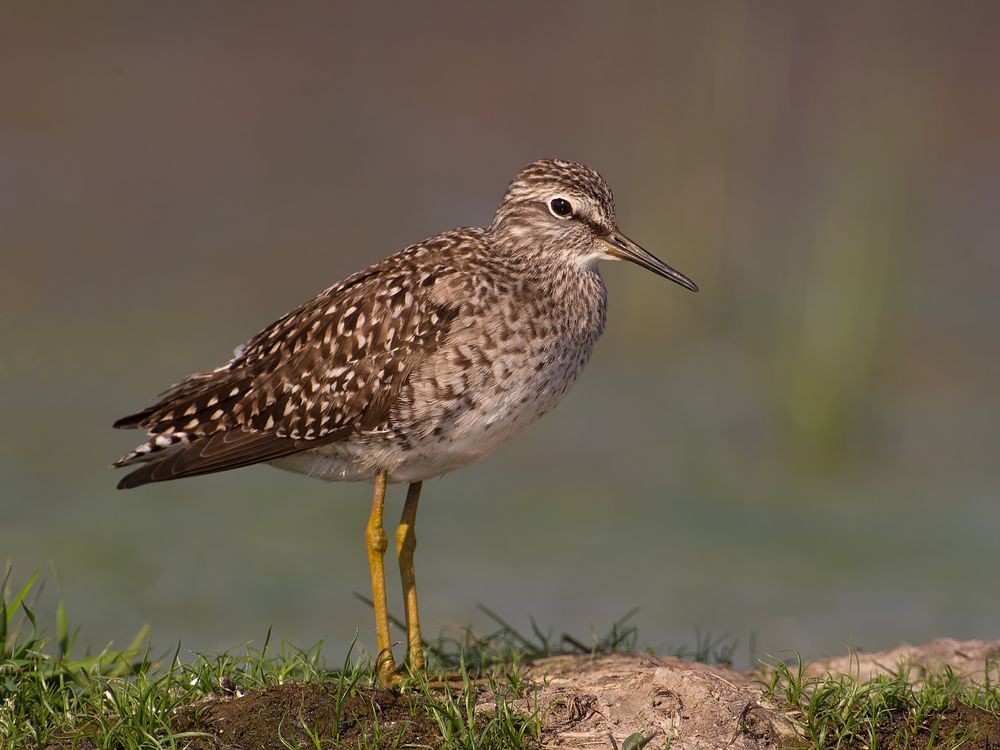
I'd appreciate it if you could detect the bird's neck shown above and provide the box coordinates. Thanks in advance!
[486,220,591,270]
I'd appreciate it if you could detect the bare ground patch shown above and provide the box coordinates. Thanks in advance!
[519,639,1000,749]
[171,682,442,750]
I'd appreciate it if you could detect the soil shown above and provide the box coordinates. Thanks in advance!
[171,682,442,749]
[520,652,798,749]
[518,643,1000,749]
[44,638,1000,749]
[873,702,1000,749]
[804,637,1000,685]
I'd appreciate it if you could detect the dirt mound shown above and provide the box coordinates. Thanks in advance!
[172,682,441,750]
[522,639,1000,749]
[805,637,1000,685]
[522,652,793,749]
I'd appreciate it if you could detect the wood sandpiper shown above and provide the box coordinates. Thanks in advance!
[113,159,698,683]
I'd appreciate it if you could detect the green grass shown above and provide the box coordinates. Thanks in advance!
[2,605,541,749]
[760,653,1000,749]
[4,569,999,749]
[2,569,615,749]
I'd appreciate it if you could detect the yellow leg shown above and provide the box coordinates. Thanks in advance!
[366,471,397,683]
[396,481,425,671]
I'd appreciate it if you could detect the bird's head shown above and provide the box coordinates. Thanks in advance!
[489,159,698,292]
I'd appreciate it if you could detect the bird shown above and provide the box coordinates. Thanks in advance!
[112,158,698,684]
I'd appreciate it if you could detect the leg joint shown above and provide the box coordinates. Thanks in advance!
[366,525,388,554]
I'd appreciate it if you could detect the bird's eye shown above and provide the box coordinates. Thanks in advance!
[549,197,573,218]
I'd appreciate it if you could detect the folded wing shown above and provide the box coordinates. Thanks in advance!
[113,250,461,488]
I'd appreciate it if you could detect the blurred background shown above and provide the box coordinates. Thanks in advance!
[2,3,998,666]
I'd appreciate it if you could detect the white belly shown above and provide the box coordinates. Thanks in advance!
[270,376,564,483]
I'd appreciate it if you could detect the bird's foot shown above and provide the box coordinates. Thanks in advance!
[376,663,490,691]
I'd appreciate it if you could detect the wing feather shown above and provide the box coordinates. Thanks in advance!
[116,429,347,489]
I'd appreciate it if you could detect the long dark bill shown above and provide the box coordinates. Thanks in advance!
[602,230,699,292]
